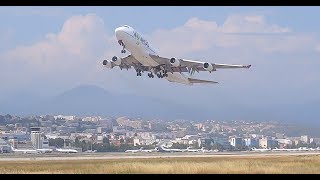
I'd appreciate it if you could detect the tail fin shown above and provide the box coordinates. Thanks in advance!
[188,78,218,84]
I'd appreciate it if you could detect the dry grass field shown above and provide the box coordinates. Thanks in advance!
[0,154,319,174]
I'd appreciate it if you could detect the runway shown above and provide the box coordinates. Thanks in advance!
[0,151,319,161]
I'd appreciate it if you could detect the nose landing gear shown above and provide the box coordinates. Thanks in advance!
[118,40,126,53]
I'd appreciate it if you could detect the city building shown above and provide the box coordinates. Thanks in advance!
[244,138,259,148]
[301,135,309,144]
[229,137,243,148]
[54,115,76,121]
[259,137,278,149]
[30,127,41,149]
[42,139,49,148]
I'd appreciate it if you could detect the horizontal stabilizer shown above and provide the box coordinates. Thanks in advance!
[188,78,218,84]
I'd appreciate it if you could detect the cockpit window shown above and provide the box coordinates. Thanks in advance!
[123,25,130,28]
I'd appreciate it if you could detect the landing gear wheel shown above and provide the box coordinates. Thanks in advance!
[121,49,126,53]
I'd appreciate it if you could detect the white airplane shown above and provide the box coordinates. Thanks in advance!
[297,147,309,151]
[85,150,97,153]
[309,147,320,151]
[141,147,159,153]
[10,146,38,154]
[272,147,297,152]
[158,145,187,152]
[55,148,78,153]
[125,147,143,153]
[186,147,202,152]
[36,148,53,153]
[102,25,251,85]
[251,147,271,152]
[199,147,219,153]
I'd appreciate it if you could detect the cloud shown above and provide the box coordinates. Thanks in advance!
[149,15,318,57]
[221,15,291,34]
[0,13,113,95]
[3,14,109,70]
[315,44,320,52]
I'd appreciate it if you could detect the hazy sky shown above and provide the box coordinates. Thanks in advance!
[1,6,320,111]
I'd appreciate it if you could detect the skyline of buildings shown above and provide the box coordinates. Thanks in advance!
[1,114,319,153]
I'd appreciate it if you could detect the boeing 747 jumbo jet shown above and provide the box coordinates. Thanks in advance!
[102,25,251,85]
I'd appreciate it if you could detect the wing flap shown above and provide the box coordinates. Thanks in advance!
[188,78,218,84]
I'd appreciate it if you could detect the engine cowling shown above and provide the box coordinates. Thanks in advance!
[170,58,180,67]
[102,60,113,69]
[112,56,122,66]
[203,62,214,72]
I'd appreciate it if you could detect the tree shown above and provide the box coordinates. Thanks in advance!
[126,137,134,144]
[103,137,110,144]
[191,141,199,148]
[81,140,89,151]
[48,138,64,148]
[171,143,188,149]
[212,143,224,151]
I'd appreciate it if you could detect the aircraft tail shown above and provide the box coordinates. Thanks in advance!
[188,78,218,84]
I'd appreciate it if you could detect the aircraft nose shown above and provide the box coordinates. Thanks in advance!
[115,27,125,40]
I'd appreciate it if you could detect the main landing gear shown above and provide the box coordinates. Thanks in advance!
[147,72,154,78]
[156,70,168,78]
[135,69,168,78]
[136,69,142,76]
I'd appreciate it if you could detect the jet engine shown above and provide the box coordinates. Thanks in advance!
[170,58,180,67]
[102,60,113,69]
[203,62,214,72]
[112,56,122,66]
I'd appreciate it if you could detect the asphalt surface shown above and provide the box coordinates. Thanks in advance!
[0,151,319,161]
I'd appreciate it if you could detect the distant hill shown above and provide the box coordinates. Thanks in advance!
[0,85,319,127]
[0,85,200,120]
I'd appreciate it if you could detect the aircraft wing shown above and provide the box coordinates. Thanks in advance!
[116,55,145,70]
[109,55,160,72]
[149,54,251,73]
[106,54,250,75]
